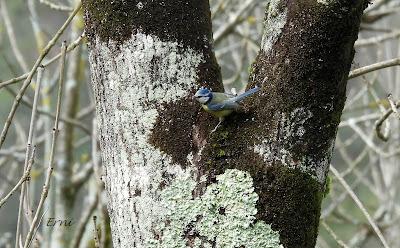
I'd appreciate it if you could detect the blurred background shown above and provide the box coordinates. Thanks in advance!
[0,0,399,247]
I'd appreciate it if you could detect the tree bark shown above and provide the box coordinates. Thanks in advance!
[244,1,367,247]
[83,0,367,247]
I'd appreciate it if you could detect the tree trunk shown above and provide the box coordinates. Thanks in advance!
[82,0,367,247]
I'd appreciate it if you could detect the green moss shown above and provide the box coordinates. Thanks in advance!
[219,130,229,139]
[205,127,233,162]
[202,126,325,247]
[84,1,367,248]
[217,149,226,158]
[82,0,214,50]
[323,175,332,198]
[199,124,325,248]
[252,165,323,248]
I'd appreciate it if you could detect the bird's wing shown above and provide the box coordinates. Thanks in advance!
[231,87,260,102]
[206,93,236,111]
[207,100,238,111]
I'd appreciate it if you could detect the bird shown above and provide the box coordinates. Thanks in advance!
[194,86,260,132]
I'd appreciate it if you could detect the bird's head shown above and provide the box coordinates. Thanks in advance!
[194,87,212,104]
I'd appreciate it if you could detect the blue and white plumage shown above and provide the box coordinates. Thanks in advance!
[194,86,260,131]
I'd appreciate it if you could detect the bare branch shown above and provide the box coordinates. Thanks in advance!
[39,0,73,12]
[387,94,400,119]
[92,216,100,248]
[2,87,91,134]
[0,33,84,90]
[213,0,257,44]
[330,166,390,248]
[0,0,29,72]
[71,162,94,189]
[348,57,400,79]
[355,30,400,47]
[0,147,36,208]
[375,100,400,141]
[321,221,349,248]
[69,194,99,248]
[0,3,82,149]
[23,42,67,248]
[14,67,44,247]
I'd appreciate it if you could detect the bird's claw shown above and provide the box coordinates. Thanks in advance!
[210,120,223,134]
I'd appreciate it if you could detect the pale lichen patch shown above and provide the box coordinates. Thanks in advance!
[261,0,288,54]
[136,1,144,9]
[253,108,332,184]
[317,0,334,5]
[148,169,283,248]
[89,32,203,247]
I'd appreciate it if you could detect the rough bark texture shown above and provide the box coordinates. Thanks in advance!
[83,0,367,247]
[82,0,222,247]
[219,1,367,247]
[227,0,366,247]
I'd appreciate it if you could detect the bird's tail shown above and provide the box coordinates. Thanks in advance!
[232,86,260,102]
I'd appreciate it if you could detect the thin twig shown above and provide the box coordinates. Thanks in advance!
[387,94,400,119]
[77,105,95,120]
[0,33,84,90]
[38,110,91,135]
[92,216,100,248]
[23,42,67,248]
[213,0,257,44]
[2,87,91,134]
[365,0,391,13]
[71,162,94,189]
[28,0,46,52]
[321,221,349,248]
[330,166,390,248]
[0,0,29,72]
[339,113,381,127]
[26,207,48,248]
[375,100,400,141]
[348,121,389,156]
[0,161,19,197]
[0,3,82,149]
[348,57,400,79]
[321,162,371,219]
[355,30,400,47]
[39,0,73,12]
[0,147,36,208]
[69,194,99,248]
[14,67,44,248]
[0,74,28,90]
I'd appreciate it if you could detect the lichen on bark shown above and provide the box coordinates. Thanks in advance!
[83,0,222,247]
[197,0,367,247]
[87,32,207,247]
[83,0,368,247]
[148,169,283,248]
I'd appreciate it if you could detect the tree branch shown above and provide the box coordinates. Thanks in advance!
[349,57,400,79]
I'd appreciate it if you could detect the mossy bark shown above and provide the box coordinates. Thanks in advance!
[83,0,367,247]
[201,1,366,247]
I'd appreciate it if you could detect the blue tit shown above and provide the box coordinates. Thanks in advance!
[194,86,260,131]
